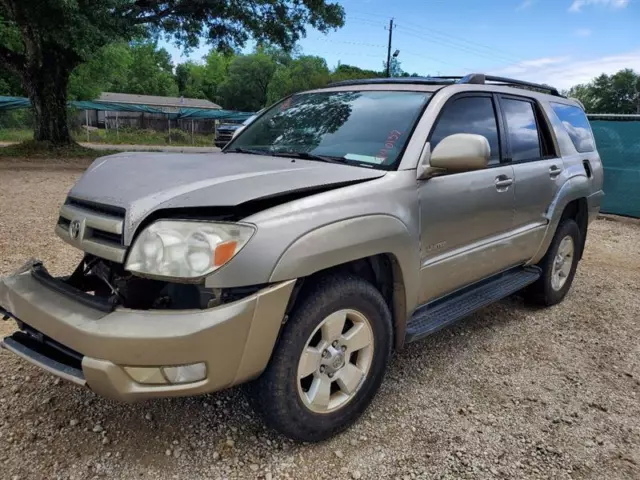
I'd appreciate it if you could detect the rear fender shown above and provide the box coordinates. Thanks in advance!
[530,175,591,264]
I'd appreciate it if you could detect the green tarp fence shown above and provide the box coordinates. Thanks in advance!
[590,118,640,218]
[0,96,253,120]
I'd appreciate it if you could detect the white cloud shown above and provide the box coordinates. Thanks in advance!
[492,51,640,90]
[498,56,569,75]
[569,0,630,13]
[574,28,593,37]
[517,0,536,10]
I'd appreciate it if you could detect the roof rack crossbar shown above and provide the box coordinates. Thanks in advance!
[459,74,560,96]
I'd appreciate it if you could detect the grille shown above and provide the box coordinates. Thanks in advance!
[56,197,127,263]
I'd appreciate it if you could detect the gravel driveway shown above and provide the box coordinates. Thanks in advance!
[1,162,639,480]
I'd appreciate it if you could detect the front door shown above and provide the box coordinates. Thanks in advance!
[417,94,517,304]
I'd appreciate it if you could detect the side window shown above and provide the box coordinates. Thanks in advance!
[430,96,500,162]
[550,103,595,153]
[501,98,541,162]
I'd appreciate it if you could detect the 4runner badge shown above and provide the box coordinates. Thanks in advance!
[69,220,81,239]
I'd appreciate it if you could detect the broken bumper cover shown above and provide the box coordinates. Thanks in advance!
[0,262,294,401]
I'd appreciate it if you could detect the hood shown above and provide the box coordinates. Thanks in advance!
[69,152,386,243]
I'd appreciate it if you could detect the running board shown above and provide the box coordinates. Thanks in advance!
[405,267,541,344]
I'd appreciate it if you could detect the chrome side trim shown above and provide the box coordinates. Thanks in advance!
[421,222,547,268]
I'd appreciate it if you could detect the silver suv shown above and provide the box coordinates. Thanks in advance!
[0,74,604,442]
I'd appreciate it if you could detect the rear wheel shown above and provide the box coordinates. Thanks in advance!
[245,275,393,442]
[525,219,581,306]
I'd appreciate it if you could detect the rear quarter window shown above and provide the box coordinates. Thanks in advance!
[551,103,595,153]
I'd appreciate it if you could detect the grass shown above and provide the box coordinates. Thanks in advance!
[0,128,33,143]
[0,128,214,147]
[82,128,214,147]
[0,141,118,160]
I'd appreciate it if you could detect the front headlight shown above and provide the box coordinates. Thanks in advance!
[125,220,255,280]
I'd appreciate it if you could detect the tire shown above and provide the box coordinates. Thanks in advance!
[245,274,393,442]
[525,218,581,306]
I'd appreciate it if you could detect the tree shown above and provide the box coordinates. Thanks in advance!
[330,64,380,83]
[68,43,133,101]
[266,56,330,104]
[217,53,278,111]
[0,69,22,96]
[382,57,405,78]
[0,1,344,145]
[176,62,206,99]
[176,51,235,101]
[567,69,640,114]
[111,42,179,96]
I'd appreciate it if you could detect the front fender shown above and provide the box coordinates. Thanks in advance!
[269,215,420,332]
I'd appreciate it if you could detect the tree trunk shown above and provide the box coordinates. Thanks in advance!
[23,61,74,145]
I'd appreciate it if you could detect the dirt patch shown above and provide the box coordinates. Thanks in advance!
[0,165,639,480]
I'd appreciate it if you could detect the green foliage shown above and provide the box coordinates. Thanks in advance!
[330,64,380,83]
[109,42,178,96]
[0,141,117,160]
[0,127,32,143]
[567,69,640,114]
[0,0,345,144]
[382,58,405,78]
[176,51,235,101]
[217,53,278,111]
[69,43,133,100]
[266,56,331,104]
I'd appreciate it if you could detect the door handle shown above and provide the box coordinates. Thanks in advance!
[549,165,562,178]
[495,176,513,190]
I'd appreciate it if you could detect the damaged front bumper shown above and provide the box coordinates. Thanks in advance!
[0,260,294,401]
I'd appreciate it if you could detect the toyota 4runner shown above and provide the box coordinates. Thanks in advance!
[0,74,604,442]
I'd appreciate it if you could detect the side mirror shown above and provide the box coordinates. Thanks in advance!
[429,133,490,173]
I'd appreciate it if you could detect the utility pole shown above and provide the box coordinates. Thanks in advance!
[385,18,394,78]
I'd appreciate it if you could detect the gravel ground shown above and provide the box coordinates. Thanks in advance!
[0,162,639,480]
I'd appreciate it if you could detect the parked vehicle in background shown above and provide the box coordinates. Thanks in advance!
[230,110,263,141]
[214,112,262,148]
[0,74,603,442]
[214,120,244,147]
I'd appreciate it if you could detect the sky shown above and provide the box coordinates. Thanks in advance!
[161,0,639,91]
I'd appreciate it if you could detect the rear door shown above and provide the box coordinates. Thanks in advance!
[498,94,562,262]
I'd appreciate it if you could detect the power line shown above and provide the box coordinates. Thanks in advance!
[303,50,389,59]
[394,28,522,69]
[310,38,387,49]
[394,25,525,67]
[347,16,518,72]
[309,38,474,73]
[350,10,527,65]
[347,16,390,28]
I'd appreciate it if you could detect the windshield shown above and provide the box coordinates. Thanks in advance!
[227,90,431,169]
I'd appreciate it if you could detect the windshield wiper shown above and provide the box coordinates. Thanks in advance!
[225,147,271,156]
[271,151,346,164]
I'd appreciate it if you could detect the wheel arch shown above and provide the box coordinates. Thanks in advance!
[269,215,419,350]
[531,176,591,264]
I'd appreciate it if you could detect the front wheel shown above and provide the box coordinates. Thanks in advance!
[525,218,581,306]
[245,275,393,442]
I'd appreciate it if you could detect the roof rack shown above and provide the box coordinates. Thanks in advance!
[327,77,458,87]
[327,74,562,97]
[458,74,561,96]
